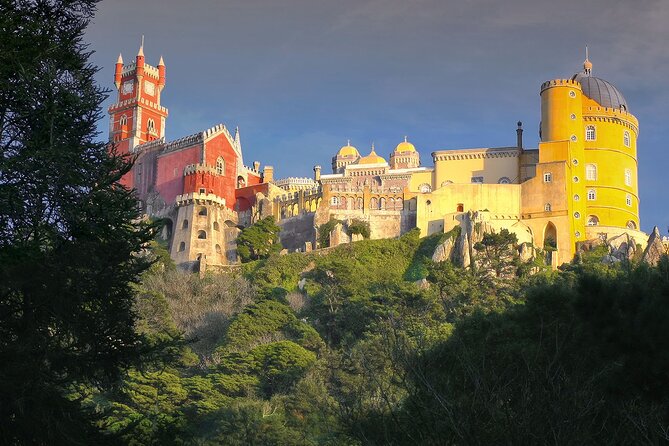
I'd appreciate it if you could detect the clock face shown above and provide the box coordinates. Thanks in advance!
[122,80,134,94]
[144,81,155,95]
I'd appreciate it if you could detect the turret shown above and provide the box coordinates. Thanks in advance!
[313,165,321,182]
[135,41,145,77]
[114,53,123,89]
[157,55,166,92]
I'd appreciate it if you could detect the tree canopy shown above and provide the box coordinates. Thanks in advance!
[0,0,156,443]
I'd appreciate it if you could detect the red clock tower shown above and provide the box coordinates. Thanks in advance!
[108,42,168,189]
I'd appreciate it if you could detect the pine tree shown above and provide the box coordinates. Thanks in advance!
[0,1,155,443]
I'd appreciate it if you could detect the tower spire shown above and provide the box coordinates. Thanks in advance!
[583,45,592,75]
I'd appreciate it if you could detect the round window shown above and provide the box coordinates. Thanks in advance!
[573,176,579,183]
[574,212,581,219]
[569,91,576,98]
[570,113,577,120]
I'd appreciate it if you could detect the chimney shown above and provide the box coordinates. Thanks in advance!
[114,53,123,89]
[313,165,322,182]
[516,121,523,150]
[253,161,260,172]
[263,165,274,183]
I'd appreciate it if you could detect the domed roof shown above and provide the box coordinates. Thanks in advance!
[571,59,628,111]
[337,140,359,158]
[394,136,416,153]
[358,145,387,165]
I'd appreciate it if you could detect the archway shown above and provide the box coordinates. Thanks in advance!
[543,222,557,251]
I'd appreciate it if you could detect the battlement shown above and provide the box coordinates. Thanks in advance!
[175,191,227,207]
[121,62,160,80]
[183,163,217,176]
[540,78,582,92]
[274,177,318,187]
[132,137,165,154]
[583,105,639,129]
[243,165,261,175]
[109,97,168,114]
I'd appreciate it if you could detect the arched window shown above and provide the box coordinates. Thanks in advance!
[544,203,552,212]
[237,176,246,188]
[498,177,511,184]
[585,125,596,141]
[623,131,631,147]
[370,197,378,209]
[419,183,432,193]
[119,115,127,127]
[624,169,632,186]
[213,221,220,231]
[178,241,185,252]
[216,157,225,175]
[147,118,155,133]
[198,207,207,216]
[543,172,552,183]
[215,244,222,254]
[330,196,339,206]
[586,164,597,180]
[587,189,596,200]
[357,197,363,209]
[182,219,189,229]
[457,203,464,212]
[379,197,386,209]
[197,230,207,239]
[587,215,599,226]
[627,220,637,230]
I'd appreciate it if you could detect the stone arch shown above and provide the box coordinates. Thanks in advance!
[370,197,378,209]
[237,175,246,188]
[626,220,637,230]
[380,197,386,210]
[197,230,207,240]
[224,220,236,228]
[182,219,189,229]
[543,222,557,250]
[215,244,222,254]
[198,206,207,216]
[178,241,185,252]
[213,221,220,231]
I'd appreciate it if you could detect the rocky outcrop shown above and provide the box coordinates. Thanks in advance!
[432,236,455,262]
[642,226,666,266]
[519,243,535,262]
[607,232,638,261]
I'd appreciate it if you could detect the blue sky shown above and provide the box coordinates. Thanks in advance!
[86,0,669,233]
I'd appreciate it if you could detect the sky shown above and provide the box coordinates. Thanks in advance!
[85,0,669,233]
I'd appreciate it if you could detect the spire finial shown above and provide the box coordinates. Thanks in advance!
[347,139,351,146]
[404,135,408,143]
[158,55,165,66]
[138,35,145,57]
[371,142,375,153]
[117,53,123,64]
[583,45,592,75]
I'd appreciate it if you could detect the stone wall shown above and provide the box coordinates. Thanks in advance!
[279,213,316,252]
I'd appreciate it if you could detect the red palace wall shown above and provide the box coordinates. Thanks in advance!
[155,145,200,205]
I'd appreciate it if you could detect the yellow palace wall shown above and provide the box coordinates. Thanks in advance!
[432,148,521,187]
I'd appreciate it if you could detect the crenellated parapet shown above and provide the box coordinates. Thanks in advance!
[183,163,218,176]
[176,191,227,207]
[540,78,582,93]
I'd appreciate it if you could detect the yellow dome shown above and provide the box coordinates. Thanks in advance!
[395,137,416,153]
[358,145,387,165]
[337,140,359,158]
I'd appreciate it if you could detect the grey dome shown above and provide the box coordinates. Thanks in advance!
[571,72,628,111]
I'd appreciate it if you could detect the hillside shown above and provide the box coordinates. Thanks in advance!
[86,231,669,445]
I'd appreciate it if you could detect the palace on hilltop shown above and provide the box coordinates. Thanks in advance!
[109,44,645,270]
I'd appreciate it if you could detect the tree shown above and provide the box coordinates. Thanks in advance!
[473,228,519,278]
[345,219,370,241]
[236,216,282,262]
[0,1,156,443]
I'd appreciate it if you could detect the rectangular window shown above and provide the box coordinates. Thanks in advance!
[471,176,483,183]
[626,195,632,206]
[543,172,552,183]
[587,189,596,200]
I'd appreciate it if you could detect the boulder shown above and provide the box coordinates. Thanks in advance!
[432,236,455,262]
[519,242,535,262]
[607,233,637,261]
[642,226,666,266]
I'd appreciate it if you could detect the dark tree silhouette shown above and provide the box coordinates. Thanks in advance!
[0,1,156,443]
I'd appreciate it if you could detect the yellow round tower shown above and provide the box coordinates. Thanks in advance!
[572,58,640,231]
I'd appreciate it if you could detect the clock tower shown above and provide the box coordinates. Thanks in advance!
[108,42,168,188]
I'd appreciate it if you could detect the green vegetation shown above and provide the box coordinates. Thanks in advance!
[317,217,341,248]
[345,219,371,240]
[236,216,282,262]
[69,230,669,444]
[0,1,158,443]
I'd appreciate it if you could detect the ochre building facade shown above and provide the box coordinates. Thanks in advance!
[109,46,644,268]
